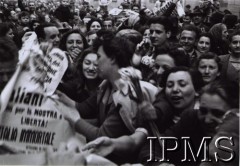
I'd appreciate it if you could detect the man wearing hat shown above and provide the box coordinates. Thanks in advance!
[190,8,209,33]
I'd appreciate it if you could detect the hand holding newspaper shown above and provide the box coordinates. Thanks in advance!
[0,31,83,155]
[0,32,37,112]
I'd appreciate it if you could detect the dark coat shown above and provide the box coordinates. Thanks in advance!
[219,54,239,85]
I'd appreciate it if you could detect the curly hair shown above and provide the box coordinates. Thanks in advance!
[59,29,89,51]
[86,18,103,32]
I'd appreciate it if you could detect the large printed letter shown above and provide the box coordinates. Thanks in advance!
[159,137,178,162]
[214,136,235,162]
[181,137,212,162]
[147,137,158,162]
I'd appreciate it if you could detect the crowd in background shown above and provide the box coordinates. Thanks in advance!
[0,0,239,165]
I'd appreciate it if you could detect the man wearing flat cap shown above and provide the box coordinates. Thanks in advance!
[190,8,209,33]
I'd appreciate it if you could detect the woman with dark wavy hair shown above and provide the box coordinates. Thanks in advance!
[59,29,89,64]
[196,33,214,57]
[58,48,102,102]
[0,22,14,39]
[86,18,103,32]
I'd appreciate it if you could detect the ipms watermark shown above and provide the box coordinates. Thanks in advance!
[147,136,236,163]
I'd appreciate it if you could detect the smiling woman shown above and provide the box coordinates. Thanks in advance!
[160,67,204,113]
[59,29,89,64]
[58,48,102,103]
[87,18,103,32]
[196,33,213,56]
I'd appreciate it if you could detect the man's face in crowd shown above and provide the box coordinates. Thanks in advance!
[10,11,18,21]
[183,15,191,24]
[213,0,220,9]
[103,20,113,30]
[132,6,139,13]
[73,15,80,24]
[150,23,170,47]
[179,30,196,53]
[198,93,230,137]
[28,2,35,11]
[192,15,203,25]
[61,0,69,7]
[44,26,60,48]
[230,35,240,57]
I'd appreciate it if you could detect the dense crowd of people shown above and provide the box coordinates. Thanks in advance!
[0,0,239,165]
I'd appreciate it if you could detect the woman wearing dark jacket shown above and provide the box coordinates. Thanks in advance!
[58,48,102,103]
[209,23,230,55]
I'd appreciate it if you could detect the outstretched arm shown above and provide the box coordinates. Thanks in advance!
[82,128,148,157]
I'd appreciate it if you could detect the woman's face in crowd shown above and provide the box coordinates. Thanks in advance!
[198,93,230,137]
[143,29,150,40]
[198,59,220,84]
[66,33,84,56]
[33,22,40,30]
[221,24,228,40]
[197,36,211,53]
[6,28,14,39]
[153,54,176,77]
[82,53,98,79]
[165,71,196,110]
[90,21,101,31]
